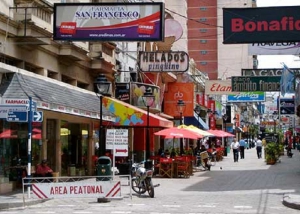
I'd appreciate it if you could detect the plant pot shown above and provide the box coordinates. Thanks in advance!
[267,159,276,165]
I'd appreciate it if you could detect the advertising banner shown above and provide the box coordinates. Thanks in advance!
[53,3,164,41]
[138,51,189,72]
[164,82,194,117]
[205,80,238,95]
[223,6,300,44]
[227,92,265,102]
[248,42,300,55]
[231,76,281,92]
[278,98,295,115]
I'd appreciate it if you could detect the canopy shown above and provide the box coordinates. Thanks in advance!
[208,129,235,137]
[154,127,202,139]
[0,129,17,139]
[178,125,214,137]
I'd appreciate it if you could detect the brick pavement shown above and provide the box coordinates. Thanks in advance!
[1,146,300,211]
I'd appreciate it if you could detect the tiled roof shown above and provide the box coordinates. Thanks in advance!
[0,72,113,117]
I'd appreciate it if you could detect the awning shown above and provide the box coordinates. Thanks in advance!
[184,112,209,130]
[104,97,173,128]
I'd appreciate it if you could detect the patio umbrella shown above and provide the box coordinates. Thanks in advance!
[178,125,215,137]
[208,129,235,137]
[0,129,17,138]
[154,127,202,139]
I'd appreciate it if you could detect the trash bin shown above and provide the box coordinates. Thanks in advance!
[96,156,112,181]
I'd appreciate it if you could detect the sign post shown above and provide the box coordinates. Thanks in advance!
[27,97,32,198]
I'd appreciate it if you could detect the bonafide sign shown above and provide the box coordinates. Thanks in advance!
[139,51,189,72]
[223,6,300,44]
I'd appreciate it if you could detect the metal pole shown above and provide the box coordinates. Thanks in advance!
[27,97,32,198]
[180,112,183,155]
[146,105,150,160]
[99,95,105,157]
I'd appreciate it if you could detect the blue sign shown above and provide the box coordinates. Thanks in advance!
[227,92,265,102]
[32,111,43,122]
[31,101,37,112]
[7,111,28,122]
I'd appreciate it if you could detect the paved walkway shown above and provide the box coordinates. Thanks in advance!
[1,146,300,211]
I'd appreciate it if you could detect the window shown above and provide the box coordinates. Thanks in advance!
[200,18,207,22]
[200,40,207,43]
[200,62,207,65]
[200,51,207,55]
[200,29,207,33]
[200,7,207,11]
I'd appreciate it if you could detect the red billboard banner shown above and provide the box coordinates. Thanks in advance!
[53,3,164,41]
[223,6,300,44]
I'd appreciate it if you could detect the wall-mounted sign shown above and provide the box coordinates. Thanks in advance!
[205,80,238,95]
[231,76,281,92]
[115,83,130,104]
[53,3,164,41]
[242,68,300,76]
[248,42,300,55]
[138,51,189,72]
[227,92,265,102]
[223,6,300,44]
[278,98,295,115]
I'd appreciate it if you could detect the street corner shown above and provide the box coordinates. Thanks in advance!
[282,193,300,210]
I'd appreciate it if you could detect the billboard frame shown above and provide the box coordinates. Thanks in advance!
[53,2,164,42]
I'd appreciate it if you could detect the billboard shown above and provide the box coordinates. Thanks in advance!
[242,68,300,76]
[231,76,281,92]
[138,51,189,72]
[278,98,295,115]
[223,6,300,44]
[227,92,265,102]
[248,42,300,55]
[53,3,164,41]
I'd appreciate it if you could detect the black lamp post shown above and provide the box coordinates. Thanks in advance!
[94,74,111,157]
[272,111,278,133]
[241,119,250,148]
[177,99,186,155]
[142,87,155,161]
[194,106,201,150]
[223,114,228,156]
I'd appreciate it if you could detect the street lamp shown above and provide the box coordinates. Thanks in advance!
[142,87,155,161]
[222,114,228,156]
[272,111,278,133]
[177,99,186,155]
[94,74,111,157]
[194,105,201,150]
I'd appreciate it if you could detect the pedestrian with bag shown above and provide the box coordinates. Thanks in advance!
[230,138,240,162]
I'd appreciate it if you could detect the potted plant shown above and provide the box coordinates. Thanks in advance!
[265,142,278,165]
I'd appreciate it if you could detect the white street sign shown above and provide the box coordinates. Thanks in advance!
[106,129,128,157]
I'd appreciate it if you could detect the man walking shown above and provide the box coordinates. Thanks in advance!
[239,138,246,159]
[256,138,263,159]
[231,138,240,162]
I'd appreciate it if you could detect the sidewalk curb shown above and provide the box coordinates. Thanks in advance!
[282,194,300,210]
[0,199,48,210]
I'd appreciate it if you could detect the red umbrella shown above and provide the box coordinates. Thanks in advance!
[0,129,17,138]
[32,133,42,140]
[154,127,202,139]
[32,128,41,133]
[208,130,235,137]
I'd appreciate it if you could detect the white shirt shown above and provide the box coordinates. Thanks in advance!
[256,139,263,147]
[231,141,240,149]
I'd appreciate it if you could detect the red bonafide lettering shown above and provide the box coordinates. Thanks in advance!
[232,17,300,32]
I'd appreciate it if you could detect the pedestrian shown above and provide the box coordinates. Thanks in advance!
[239,138,246,159]
[256,138,263,159]
[230,138,240,162]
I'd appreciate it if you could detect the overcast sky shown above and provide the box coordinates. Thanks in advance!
[256,0,300,69]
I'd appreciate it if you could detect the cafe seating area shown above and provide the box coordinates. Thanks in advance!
[151,155,195,178]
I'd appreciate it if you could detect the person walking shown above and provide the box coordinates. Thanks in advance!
[239,138,246,159]
[256,138,263,159]
[230,138,240,162]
